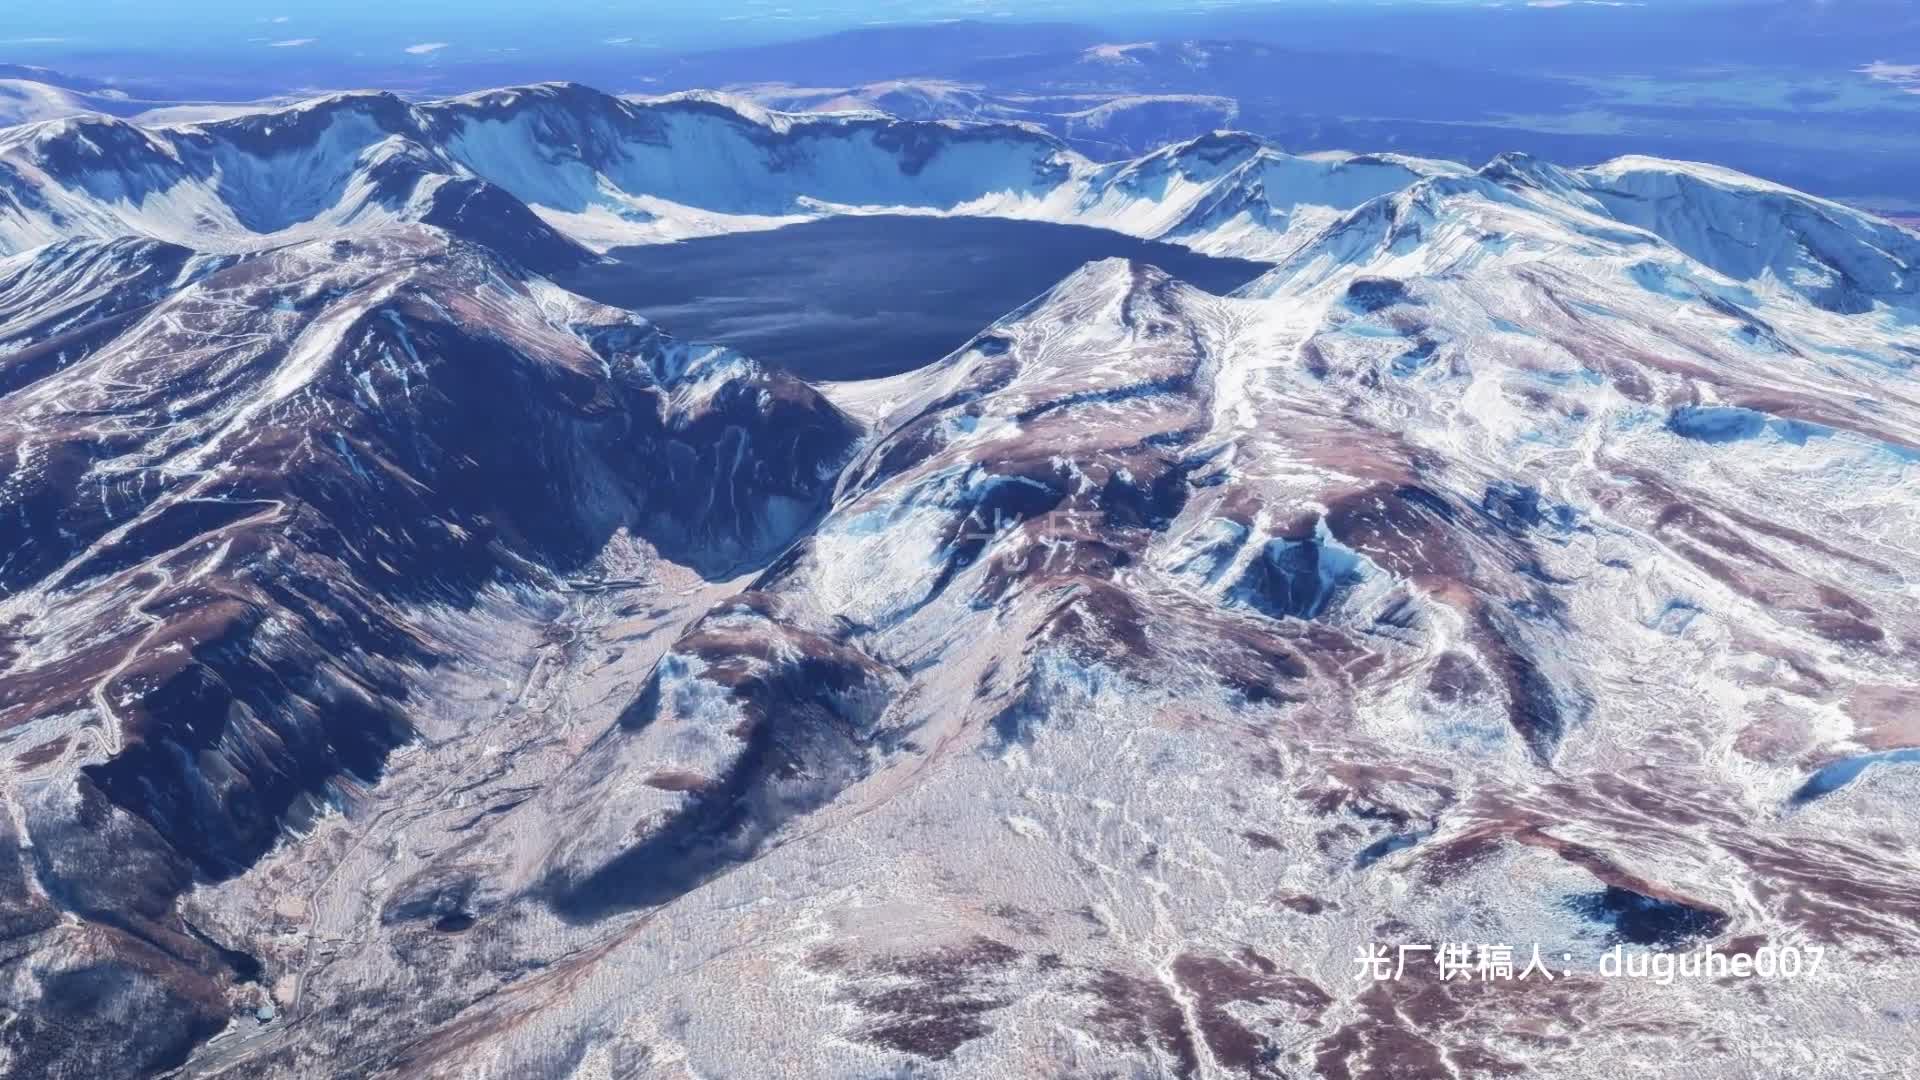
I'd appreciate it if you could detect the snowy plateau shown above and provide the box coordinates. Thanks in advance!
[0,80,1917,1080]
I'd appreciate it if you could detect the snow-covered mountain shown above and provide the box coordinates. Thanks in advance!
[0,226,859,1077]
[1253,150,1920,318]
[0,83,1461,262]
[0,72,282,134]
[0,67,141,128]
[1,80,1918,1080]
[0,79,114,128]
[744,78,1245,161]
[8,79,1917,292]
[0,94,594,269]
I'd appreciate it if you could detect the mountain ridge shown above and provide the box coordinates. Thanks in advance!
[12,79,1911,277]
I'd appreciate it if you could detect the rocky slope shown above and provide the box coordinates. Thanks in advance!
[0,227,857,1077]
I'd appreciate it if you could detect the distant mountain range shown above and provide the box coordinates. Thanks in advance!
[629,18,1920,210]
[0,83,1467,263]
[8,80,1916,278]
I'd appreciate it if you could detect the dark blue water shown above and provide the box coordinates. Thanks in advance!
[558,215,1272,381]
[1792,748,1920,804]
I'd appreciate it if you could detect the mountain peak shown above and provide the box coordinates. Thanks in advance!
[288,88,408,111]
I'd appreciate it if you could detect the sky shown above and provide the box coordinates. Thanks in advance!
[20,1,1133,53]
[4,0,1908,103]
[0,0,1764,57]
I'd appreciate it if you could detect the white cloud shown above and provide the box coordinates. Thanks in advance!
[1860,60,1920,94]
[269,38,316,48]
[603,36,635,45]
[404,42,449,55]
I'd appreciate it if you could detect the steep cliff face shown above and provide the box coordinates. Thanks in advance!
[1,84,1454,260]
[0,86,1072,259]
[0,227,857,1078]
